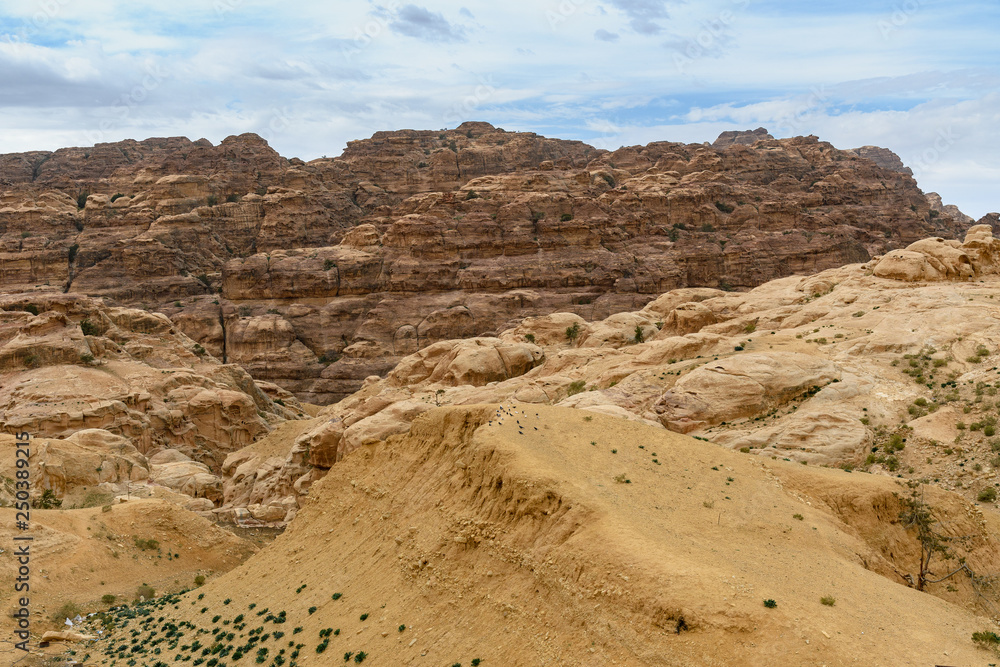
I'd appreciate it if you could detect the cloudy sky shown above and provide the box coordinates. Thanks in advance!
[0,0,996,216]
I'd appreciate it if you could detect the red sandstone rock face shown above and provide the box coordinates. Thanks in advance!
[0,123,974,402]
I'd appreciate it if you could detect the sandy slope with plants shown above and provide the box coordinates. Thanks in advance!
[67,405,1000,666]
[0,498,255,663]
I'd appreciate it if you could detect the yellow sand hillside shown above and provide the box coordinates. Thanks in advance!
[77,405,1000,666]
[0,499,255,664]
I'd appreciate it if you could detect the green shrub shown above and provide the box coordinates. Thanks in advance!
[133,537,159,550]
[714,201,735,214]
[136,584,155,600]
[52,601,82,621]
[978,487,998,503]
[973,630,1000,648]
[700,223,715,232]
[101,594,117,605]
[207,195,219,207]
[633,325,645,344]
[820,596,835,606]
[68,243,80,263]
[76,192,90,209]
[560,213,573,222]
[324,259,336,271]
[567,380,586,397]
[465,190,480,200]
[763,599,777,608]
[565,322,581,343]
[33,489,62,509]
[226,194,241,203]
[524,333,535,343]
[194,575,206,586]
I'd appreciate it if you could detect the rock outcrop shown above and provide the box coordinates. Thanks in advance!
[712,126,773,147]
[219,226,1000,519]
[0,123,974,401]
[0,292,301,507]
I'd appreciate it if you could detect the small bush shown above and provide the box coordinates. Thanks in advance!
[110,193,126,202]
[194,575,206,586]
[714,201,735,214]
[700,223,715,232]
[207,195,219,207]
[33,489,62,509]
[633,325,645,344]
[973,630,1000,648]
[136,584,155,600]
[101,594,117,605]
[68,243,80,263]
[324,259,336,271]
[465,190,480,200]
[820,596,836,606]
[567,380,586,397]
[52,602,82,621]
[134,537,160,550]
[565,322,581,343]
[560,213,573,222]
[524,333,535,343]
[226,193,241,203]
[76,192,90,209]
[763,599,777,608]
[978,487,998,503]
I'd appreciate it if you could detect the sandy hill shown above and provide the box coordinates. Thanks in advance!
[72,405,1000,666]
[0,498,256,664]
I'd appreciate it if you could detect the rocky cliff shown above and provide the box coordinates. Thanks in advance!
[0,123,976,401]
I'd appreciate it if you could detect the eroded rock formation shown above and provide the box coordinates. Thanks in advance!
[0,123,974,401]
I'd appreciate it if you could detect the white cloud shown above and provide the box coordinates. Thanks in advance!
[0,0,995,216]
